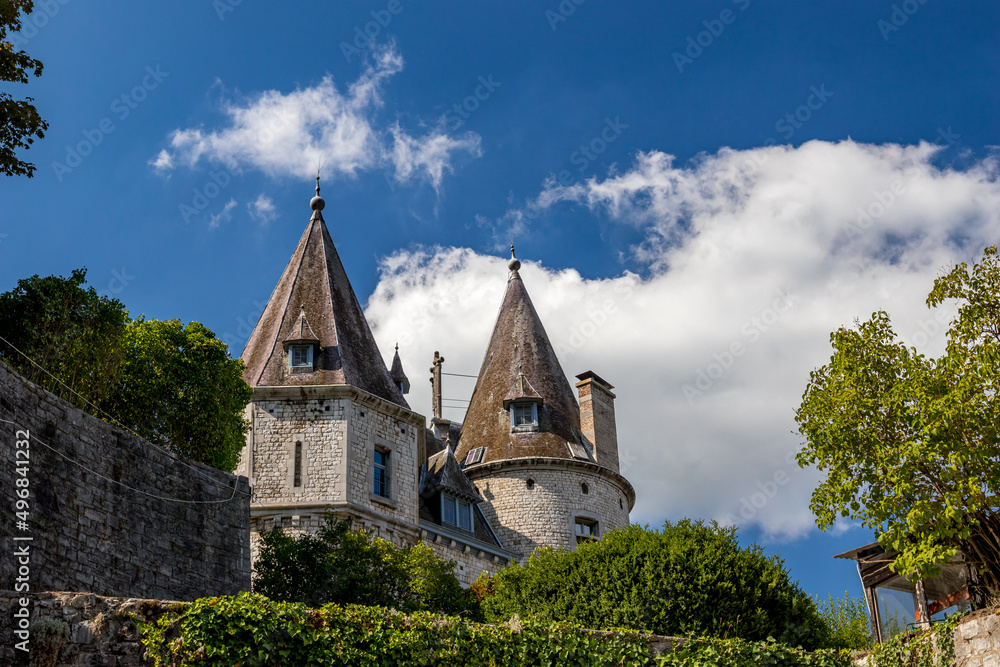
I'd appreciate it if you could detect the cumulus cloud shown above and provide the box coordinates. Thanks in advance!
[365,140,1000,540]
[153,44,480,188]
[247,194,278,224]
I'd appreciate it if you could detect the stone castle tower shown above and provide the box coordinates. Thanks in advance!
[236,181,426,558]
[237,183,633,582]
[453,249,634,558]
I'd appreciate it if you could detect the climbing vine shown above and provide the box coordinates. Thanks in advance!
[867,613,966,667]
[138,593,854,667]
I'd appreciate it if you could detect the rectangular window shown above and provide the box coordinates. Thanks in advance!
[442,494,456,525]
[442,494,473,531]
[511,403,538,429]
[293,441,302,488]
[575,518,598,544]
[458,501,473,531]
[465,447,485,466]
[291,345,312,368]
[374,449,390,498]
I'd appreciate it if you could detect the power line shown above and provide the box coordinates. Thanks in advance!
[0,415,241,504]
[442,372,478,378]
[0,333,250,495]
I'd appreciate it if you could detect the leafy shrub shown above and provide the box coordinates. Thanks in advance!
[253,514,472,616]
[139,592,664,667]
[477,520,829,649]
[659,637,850,667]
[816,592,872,650]
[28,616,70,667]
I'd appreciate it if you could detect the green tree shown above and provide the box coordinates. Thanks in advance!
[477,520,829,649]
[796,246,1000,600]
[0,268,129,409]
[253,514,473,616]
[1,1,49,177]
[107,318,252,472]
[0,269,252,472]
[815,592,872,650]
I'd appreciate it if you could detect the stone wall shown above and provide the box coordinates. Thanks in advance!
[954,608,1000,667]
[242,386,426,579]
[471,459,631,559]
[240,396,350,503]
[0,591,173,666]
[0,361,251,600]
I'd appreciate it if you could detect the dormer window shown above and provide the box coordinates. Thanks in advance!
[510,402,538,432]
[441,493,473,531]
[503,373,542,433]
[283,308,320,372]
[289,344,313,369]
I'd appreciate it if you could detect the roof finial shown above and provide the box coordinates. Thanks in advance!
[310,173,326,212]
[508,243,521,272]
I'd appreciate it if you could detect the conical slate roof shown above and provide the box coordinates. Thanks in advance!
[390,345,408,384]
[240,197,408,408]
[456,262,582,465]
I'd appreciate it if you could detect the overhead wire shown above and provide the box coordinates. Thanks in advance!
[0,333,250,499]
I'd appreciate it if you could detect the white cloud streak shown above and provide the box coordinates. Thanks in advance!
[153,45,480,189]
[365,140,1000,540]
[209,198,237,228]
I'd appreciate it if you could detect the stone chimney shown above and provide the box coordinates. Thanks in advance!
[575,371,620,473]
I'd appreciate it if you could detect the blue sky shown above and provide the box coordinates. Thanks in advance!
[2,0,999,603]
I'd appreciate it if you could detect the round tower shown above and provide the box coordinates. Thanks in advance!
[454,247,635,559]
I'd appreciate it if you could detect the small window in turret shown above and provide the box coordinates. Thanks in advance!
[290,345,313,368]
[510,402,538,432]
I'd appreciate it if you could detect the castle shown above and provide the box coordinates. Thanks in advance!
[236,181,635,584]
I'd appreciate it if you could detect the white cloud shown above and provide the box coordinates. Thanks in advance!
[365,140,1000,540]
[209,199,237,228]
[247,194,278,225]
[149,149,173,173]
[153,44,480,188]
[388,123,482,192]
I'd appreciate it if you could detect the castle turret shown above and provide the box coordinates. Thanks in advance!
[237,178,425,562]
[455,247,634,558]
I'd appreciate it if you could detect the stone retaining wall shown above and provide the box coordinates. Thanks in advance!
[0,361,251,600]
[954,608,1000,667]
[0,591,172,666]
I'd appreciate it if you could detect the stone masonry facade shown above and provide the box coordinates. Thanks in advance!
[242,386,424,569]
[0,361,250,601]
[470,460,632,559]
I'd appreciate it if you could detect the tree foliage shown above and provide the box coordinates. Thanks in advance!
[0,268,251,471]
[253,515,473,616]
[108,318,253,471]
[0,268,129,408]
[815,592,872,651]
[796,246,1000,599]
[1,0,48,177]
[476,520,829,650]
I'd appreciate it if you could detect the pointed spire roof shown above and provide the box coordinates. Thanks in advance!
[456,247,582,465]
[240,180,408,408]
[390,344,410,394]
